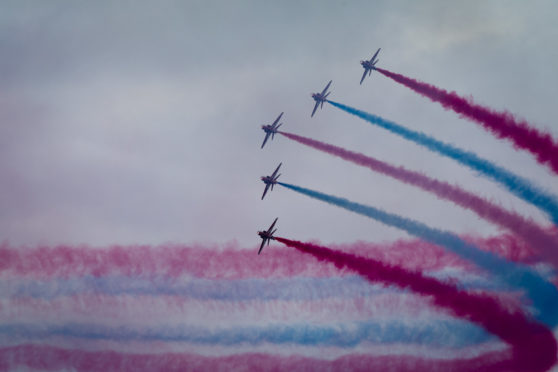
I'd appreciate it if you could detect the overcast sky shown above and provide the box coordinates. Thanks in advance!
[1,0,557,248]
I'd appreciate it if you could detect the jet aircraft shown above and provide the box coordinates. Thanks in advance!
[261,112,283,149]
[359,48,381,85]
[261,162,282,200]
[310,80,332,117]
[257,217,278,254]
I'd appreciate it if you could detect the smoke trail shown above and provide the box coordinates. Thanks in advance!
[275,237,557,372]
[0,321,489,348]
[327,100,558,226]
[279,131,558,267]
[1,275,512,301]
[0,344,515,372]
[278,182,558,327]
[0,276,395,301]
[4,293,482,327]
[376,68,558,175]
[1,234,545,280]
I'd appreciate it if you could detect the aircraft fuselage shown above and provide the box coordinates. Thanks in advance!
[312,93,326,102]
[262,125,275,133]
[258,231,271,239]
[361,60,375,70]
[261,176,275,185]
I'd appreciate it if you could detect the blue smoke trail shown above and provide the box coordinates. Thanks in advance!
[0,321,490,348]
[1,274,509,301]
[327,100,558,226]
[278,181,558,327]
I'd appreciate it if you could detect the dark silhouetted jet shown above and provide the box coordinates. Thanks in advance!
[257,217,278,254]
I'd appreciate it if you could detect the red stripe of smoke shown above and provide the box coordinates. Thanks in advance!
[0,344,514,372]
[0,233,546,280]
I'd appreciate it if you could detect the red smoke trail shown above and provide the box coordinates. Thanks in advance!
[275,237,557,372]
[279,131,558,268]
[0,233,549,280]
[0,235,546,280]
[376,68,558,175]
[0,344,518,372]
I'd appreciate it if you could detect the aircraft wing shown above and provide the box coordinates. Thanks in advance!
[273,112,284,126]
[311,101,320,117]
[370,48,380,62]
[261,132,271,149]
[321,80,332,95]
[271,163,282,178]
[267,217,278,233]
[261,184,270,200]
[360,69,368,85]
[258,239,266,254]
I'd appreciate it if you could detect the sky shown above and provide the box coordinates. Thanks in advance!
[1,0,558,248]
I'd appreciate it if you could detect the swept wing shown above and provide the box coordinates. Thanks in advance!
[321,80,332,95]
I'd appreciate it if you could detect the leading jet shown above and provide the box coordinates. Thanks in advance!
[261,112,283,149]
[261,162,282,200]
[310,80,332,117]
[359,48,381,85]
[257,217,278,254]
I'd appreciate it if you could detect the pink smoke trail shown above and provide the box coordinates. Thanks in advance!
[0,344,520,372]
[376,68,558,175]
[279,131,558,268]
[0,232,549,280]
[275,237,557,372]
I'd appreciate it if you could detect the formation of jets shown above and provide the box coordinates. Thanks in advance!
[261,112,283,149]
[360,48,381,85]
[310,80,332,117]
[257,217,278,254]
[256,47,381,254]
[260,162,281,200]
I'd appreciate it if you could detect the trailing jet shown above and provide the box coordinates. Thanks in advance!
[257,217,278,254]
[261,112,283,149]
[261,162,282,200]
[360,48,381,85]
[311,80,332,117]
